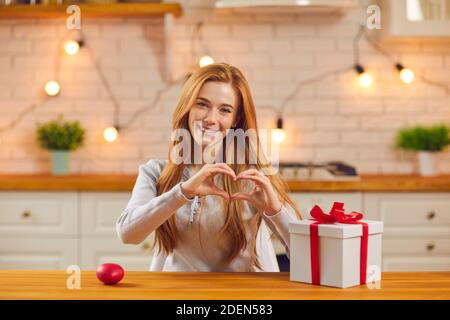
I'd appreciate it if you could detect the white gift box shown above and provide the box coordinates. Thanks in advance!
[289,219,383,288]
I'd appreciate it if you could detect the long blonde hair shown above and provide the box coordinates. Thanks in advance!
[153,63,302,271]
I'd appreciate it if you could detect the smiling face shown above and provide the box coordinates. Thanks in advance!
[188,81,239,148]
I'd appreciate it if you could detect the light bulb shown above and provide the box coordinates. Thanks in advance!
[44,80,60,96]
[199,55,214,68]
[358,72,373,88]
[400,68,414,84]
[64,40,80,56]
[103,126,119,143]
[272,129,286,144]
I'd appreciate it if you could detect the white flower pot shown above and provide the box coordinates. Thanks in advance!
[418,151,436,176]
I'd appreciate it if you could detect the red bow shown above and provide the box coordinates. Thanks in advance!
[310,202,363,224]
[309,202,368,286]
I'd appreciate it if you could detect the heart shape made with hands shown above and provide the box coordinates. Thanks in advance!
[212,171,257,200]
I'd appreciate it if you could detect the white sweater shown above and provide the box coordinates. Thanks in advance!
[116,159,300,272]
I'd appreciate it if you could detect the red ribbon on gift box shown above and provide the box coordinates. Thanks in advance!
[309,202,368,286]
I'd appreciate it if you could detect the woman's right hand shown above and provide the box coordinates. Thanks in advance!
[180,163,236,201]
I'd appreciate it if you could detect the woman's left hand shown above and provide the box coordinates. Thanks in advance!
[230,168,283,216]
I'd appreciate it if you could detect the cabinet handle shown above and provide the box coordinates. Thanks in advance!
[426,243,435,252]
[426,211,436,220]
[21,211,31,219]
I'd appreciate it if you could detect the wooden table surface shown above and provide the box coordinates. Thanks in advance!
[0,174,450,192]
[0,271,449,300]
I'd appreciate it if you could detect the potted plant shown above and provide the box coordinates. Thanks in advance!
[395,124,450,176]
[36,115,85,175]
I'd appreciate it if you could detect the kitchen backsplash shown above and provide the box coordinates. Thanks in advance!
[0,0,449,174]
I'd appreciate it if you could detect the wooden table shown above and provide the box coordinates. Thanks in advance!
[0,271,449,300]
[1,174,450,192]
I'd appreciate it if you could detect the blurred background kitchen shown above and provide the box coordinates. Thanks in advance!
[0,0,449,272]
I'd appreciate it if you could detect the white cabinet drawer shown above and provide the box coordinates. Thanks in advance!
[0,192,78,236]
[0,237,78,270]
[81,235,154,271]
[382,256,450,272]
[383,238,450,255]
[363,193,450,227]
[80,192,131,236]
[289,192,363,219]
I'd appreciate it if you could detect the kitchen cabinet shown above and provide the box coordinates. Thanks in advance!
[0,190,449,272]
[364,193,450,272]
[80,237,154,271]
[80,192,154,271]
[0,237,77,270]
[387,0,450,37]
[0,191,152,271]
[0,192,78,270]
[0,192,78,236]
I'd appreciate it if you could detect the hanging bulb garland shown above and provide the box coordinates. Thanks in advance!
[272,117,286,144]
[355,64,373,88]
[44,80,60,96]
[103,126,120,143]
[64,39,84,56]
[2,19,450,145]
[199,55,214,68]
[396,63,415,84]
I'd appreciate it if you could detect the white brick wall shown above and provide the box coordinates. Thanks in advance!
[0,1,449,175]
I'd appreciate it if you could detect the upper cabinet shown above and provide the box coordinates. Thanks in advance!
[387,0,450,37]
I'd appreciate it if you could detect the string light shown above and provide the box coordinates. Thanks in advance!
[2,20,450,141]
[81,28,185,144]
[44,80,60,96]
[272,117,286,144]
[64,39,83,56]
[103,126,119,143]
[396,63,415,84]
[358,72,373,88]
[354,64,373,88]
[199,55,214,68]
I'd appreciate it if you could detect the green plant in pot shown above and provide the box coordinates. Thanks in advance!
[395,124,450,176]
[36,116,85,175]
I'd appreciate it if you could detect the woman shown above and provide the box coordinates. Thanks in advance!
[116,63,302,272]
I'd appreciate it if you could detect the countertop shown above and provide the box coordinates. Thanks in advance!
[0,174,449,192]
[0,271,449,300]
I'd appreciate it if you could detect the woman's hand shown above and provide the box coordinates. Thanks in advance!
[230,169,282,216]
[180,163,237,201]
